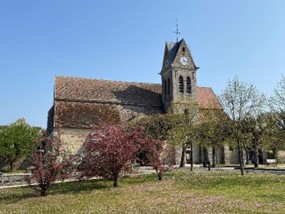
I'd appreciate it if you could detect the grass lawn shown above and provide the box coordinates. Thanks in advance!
[0,169,285,213]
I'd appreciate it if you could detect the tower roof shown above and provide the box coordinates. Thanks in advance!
[162,39,198,70]
[165,39,183,65]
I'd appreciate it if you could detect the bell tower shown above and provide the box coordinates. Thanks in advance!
[160,39,199,113]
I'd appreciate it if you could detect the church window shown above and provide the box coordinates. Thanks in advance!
[182,47,186,53]
[187,77,191,94]
[167,78,171,95]
[179,76,184,93]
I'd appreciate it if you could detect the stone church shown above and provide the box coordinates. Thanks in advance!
[47,38,234,165]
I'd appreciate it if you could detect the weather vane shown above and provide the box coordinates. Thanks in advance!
[173,20,181,43]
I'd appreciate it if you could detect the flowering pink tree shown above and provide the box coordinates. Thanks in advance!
[132,126,164,180]
[81,123,164,187]
[82,123,137,187]
[27,137,77,196]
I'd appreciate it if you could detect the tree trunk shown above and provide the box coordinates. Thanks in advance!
[237,139,244,176]
[273,148,277,159]
[40,184,47,196]
[212,146,216,168]
[113,177,118,187]
[179,145,186,168]
[253,140,259,168]
[158,171,162,181]
[9,160,13,172]
[190,142,193,171]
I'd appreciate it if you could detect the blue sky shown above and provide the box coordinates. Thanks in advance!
[1,0,285,128]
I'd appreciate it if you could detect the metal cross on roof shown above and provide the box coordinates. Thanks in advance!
[173,20,181,43]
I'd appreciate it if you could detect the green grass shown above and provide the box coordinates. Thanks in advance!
[1,169,27,174]
[0,170,285,213]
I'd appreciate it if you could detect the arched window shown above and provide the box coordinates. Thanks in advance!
[182,47,186,53]
[167,78,171,95]
[187,77,191,94]
[179,76,184,93]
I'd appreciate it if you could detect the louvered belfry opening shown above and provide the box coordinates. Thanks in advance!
[179,76,184,93]
[187,76,191,94]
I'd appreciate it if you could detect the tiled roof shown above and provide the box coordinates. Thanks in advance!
[55,76,162,106]
[54,76,221,110]
[53,101,163,129]
[51,76,221,129]
[54,101,121,128]
[196,87,222,109]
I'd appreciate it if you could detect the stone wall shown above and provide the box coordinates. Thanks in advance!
[278,151,285,163]
[229,148,242,164]
[57,128,179,166]
[57,127,273,166]
[53,128,91,155]
[0,157,32,171]
[160,143,176,165]
[54,127,180,167]
[0,173,31,187]
[207,146,225,164]
[175,145,201,165]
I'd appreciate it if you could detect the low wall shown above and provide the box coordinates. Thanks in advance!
[0,173,31,187]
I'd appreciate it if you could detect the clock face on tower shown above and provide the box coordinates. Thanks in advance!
[180,57,188,65]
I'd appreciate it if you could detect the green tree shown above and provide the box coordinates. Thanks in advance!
[261,112,285,160]
[130,114,178,141]
[268,75,285,156]
[167,100,199,170]
[196,109,231,168]
[271,75,285,112]
[132,100,199,169]
[0,119,41,171]
[219,76,265,175]
[240,114,269,168]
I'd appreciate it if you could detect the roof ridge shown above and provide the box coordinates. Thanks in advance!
[196,86,213,89]
[55,75,161,86]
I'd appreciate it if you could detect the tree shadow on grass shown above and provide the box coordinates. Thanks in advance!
[120,173,158,186]
[0,179,112,204]
[49,178,112,196]
[0,187,39,204]
[0,173,160,204]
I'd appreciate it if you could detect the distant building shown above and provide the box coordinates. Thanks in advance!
[47,39,235,164]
